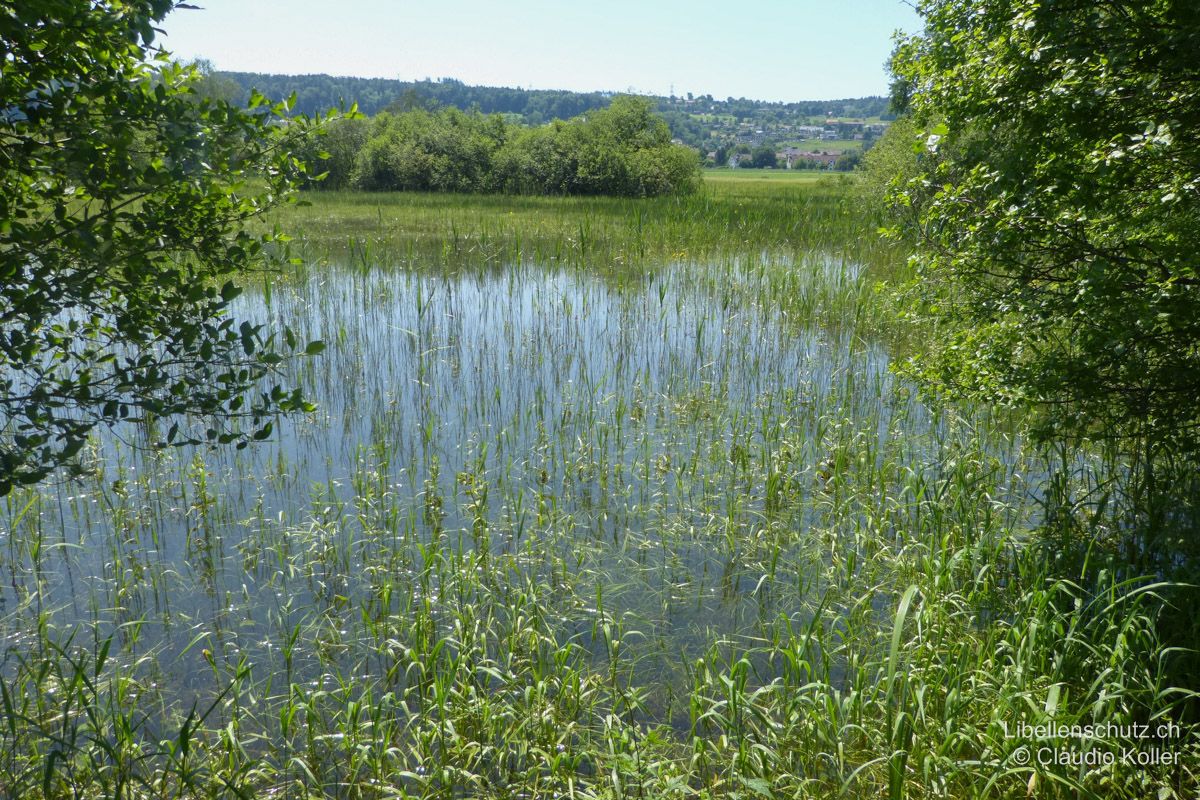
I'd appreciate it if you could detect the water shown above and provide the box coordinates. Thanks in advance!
[0,253,1038,730]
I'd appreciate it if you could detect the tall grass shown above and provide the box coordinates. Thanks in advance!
[0,178,1194,798]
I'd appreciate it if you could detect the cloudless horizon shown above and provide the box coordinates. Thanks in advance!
[159,1,923,103]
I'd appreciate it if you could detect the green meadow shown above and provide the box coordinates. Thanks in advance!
[702,168,831,185]
[2,179,1195,798]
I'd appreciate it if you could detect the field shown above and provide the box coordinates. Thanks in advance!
[1,179,1195,798]
[702,168,831,184]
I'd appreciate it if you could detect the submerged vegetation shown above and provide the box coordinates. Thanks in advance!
[3,2,1199,798]
[2,179,1197,797]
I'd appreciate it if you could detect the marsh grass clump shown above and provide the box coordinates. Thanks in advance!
[0,179,1195,798]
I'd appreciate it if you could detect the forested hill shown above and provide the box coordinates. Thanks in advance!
[217,72,891,130]
[219,73,610,123]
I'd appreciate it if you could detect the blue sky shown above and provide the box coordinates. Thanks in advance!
[159,1,922,102]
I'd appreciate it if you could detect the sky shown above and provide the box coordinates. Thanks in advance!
[158,1,923,103]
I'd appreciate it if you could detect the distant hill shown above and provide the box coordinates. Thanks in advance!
[217,72,892,149]
[219,73,610,123]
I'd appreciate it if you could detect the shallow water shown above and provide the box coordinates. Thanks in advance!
[0,253,1036,729]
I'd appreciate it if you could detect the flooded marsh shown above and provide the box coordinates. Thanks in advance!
[1,184,1193,798]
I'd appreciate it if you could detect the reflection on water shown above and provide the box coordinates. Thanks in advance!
[0,253,1036,728]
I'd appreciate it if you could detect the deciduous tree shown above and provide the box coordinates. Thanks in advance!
[751,145,777,169]
[1,1,322,495]
[890,0,1200,501]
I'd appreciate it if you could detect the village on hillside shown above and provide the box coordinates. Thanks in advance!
[659,95,891,170]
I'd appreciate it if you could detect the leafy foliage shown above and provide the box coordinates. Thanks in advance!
[890,0,1200,477]
[857,117,920,211]
[493,97,700,197]
[314,96,700,197]
[750,145,777,169]
[350,107,507,193]
[0,1,322,494]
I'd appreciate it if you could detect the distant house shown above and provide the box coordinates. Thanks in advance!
[777,149,839,169]
[778,147,805,168]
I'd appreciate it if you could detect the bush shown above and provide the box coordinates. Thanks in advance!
[342,97,699,198]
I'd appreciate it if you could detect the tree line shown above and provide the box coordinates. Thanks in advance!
[219,73,610,124]
[219,72,891,121]
[871,0,1200,559]
[297,97,701,197]
[215,72,892,150]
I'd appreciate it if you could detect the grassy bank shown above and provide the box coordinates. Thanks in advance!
[1,179,1195,798]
